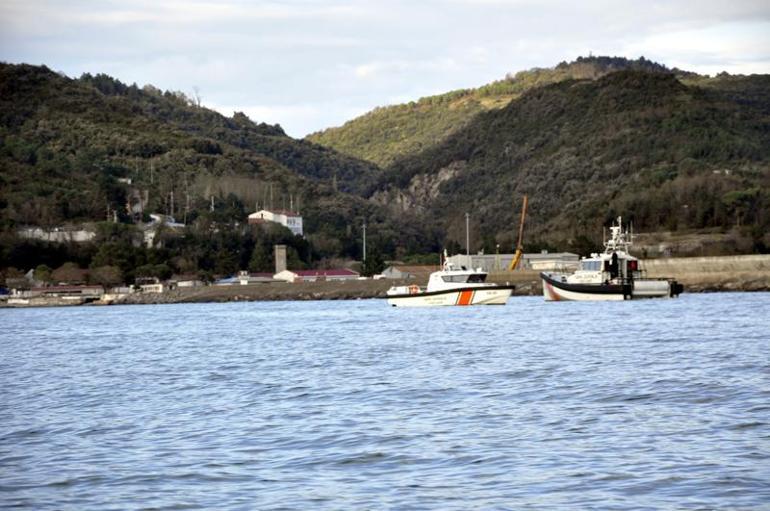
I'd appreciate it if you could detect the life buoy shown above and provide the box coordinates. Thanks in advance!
[409,285,419,295]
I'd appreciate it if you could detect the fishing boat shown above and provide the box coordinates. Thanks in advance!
[541,217,683,301]
[386,252,515,307]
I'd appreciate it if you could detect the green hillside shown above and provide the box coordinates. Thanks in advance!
[307,56,689,167]
[2,59,768,286]
[0,63,438,282]
[370,70,770,254]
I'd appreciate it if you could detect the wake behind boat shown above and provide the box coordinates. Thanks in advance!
[386,252,515,307]
[541,217,683,301]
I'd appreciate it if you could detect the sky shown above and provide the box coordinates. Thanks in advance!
[1,0,769,137]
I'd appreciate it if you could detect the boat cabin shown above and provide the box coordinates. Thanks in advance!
[570,252,642,285]
[426,259,488,291]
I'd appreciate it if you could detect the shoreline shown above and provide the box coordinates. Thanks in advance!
[4,255,770,308]
[104,274,770,306]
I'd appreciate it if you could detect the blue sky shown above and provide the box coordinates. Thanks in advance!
[1,0,769,137]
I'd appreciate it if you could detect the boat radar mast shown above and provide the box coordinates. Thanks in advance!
[604,216,632,254]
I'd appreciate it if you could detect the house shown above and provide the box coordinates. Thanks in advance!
[273,269,359,283]
[248,209,303,236]
[142,214,185,248]
[135,276,166,293]
[237,271,276,285]
[380,265,438,282]
[139,283,166,293]
[29,285,104,298]
[170,275,206,288]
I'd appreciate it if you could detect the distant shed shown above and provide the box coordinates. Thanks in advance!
[380,265,437,282]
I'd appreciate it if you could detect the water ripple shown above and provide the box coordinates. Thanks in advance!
[1,294,769,509]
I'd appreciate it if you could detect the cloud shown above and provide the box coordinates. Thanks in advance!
[208,101,368,138]
[354,58,459,79]
[622,20,770,75]
[1,0,769,136]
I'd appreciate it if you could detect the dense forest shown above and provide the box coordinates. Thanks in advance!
[1,57,769,287]
[0,63,440,285]
[369,69,770,255]
[307,56,697,168]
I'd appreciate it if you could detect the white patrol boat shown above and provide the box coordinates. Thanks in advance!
[541,217,683,301]
[386,252,515,307]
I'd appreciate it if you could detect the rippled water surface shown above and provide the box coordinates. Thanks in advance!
[2,293,769,509]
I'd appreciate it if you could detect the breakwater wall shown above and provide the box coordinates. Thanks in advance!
[642,255,770,292]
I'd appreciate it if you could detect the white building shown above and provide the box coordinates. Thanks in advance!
[142,214,185,248]
[18,226,96,243]
[248,209,303,236]
[273,269,359,283]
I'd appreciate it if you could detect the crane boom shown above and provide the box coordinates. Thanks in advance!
[508,195,528,271]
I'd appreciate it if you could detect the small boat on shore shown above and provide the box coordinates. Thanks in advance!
[386,252,515,307]
[541,217,683,301]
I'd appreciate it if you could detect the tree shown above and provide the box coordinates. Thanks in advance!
[91,242,136,277]
[35,264,53,284]
[214,248,239,276]
[135,263,171,280]
[361,251,385,277]
[248,241,272,272]
[52,262,86,284]
[286,246,306,270]
[90,265,123,287]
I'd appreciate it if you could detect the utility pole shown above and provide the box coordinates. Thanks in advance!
[465,212,470,256]
[362,221,367,262]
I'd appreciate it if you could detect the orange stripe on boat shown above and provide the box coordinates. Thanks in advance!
[457,290,474,306]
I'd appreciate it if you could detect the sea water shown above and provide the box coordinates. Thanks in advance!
[1,293,768,510]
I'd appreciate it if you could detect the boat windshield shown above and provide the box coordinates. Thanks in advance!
[442,273,487,283]
[580,260,602,271]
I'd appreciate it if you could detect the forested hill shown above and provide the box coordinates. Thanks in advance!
[0,63,399,226]
[306,56,695,168]
[370,70,770,254]
[0,63,440,280]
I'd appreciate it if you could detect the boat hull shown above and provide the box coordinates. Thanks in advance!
[387,285,514,307]
[541,272,682,301]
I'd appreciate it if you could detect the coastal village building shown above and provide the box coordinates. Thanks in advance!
[142,214,185,248]
[237,271,276,285]
[248,209,303,236]
[25,286,104,298]
[18,226,96,243]
[273,269,359,283]
[380,265,437,281]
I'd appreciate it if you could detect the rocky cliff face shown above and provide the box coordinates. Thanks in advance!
[372,161,466,213]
